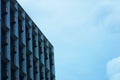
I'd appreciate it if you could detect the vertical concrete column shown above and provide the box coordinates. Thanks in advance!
[21,12,26,46]
[41,66,45,80]
[33,28,40,80]
[0,0,1,80]
[47,43,51,80]
[46,42,50,70]
[44,41,50,80]
[27,20,33,54]
[52,54,55,78]
[47,72,50,80]
[39,34,45,80]
[40,35,45,65]
[50,47,55,80]
[13,2,19,80]
[21,11,27,80]
[41,35,46,80]
[52,48,55,76]
[27,20,34,80]
[34,60,40,80]
[4,0,11,80]
[33,28,39,60]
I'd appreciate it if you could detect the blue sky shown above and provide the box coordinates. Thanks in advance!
[107,57,120,80]
[18,0,120,80]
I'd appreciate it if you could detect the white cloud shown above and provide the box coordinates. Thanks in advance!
[107,57,120,80]
[110,73,120,80]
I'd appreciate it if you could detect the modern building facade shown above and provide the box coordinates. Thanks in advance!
[0,0,55,80]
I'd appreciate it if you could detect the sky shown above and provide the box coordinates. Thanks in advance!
[17,0,120,80]
[107,57,120,80]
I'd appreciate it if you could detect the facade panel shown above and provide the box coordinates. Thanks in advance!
[0,0,1,79]
[0,0,56,80]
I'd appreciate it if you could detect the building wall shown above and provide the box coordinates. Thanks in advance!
[0,0,55,80]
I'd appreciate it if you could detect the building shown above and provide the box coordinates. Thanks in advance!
[0,0,55,80]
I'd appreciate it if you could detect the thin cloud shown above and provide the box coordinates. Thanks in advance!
[107,57,120,80]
